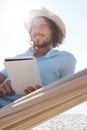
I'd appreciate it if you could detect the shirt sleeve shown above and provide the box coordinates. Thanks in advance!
[59,53,77,78]
[1,68,8,77]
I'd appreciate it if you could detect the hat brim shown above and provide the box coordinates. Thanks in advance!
[24,8,66,37]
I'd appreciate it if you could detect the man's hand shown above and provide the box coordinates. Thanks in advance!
[24,84,41,95]
[0,79,15,96]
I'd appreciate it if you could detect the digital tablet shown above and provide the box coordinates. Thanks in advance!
[4,57,41,94]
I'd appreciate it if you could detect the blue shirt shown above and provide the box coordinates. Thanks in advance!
[2,48,76,86]
[0,48,76,108]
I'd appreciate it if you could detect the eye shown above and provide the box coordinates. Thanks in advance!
[41,24,49,29]
[31,24,49,30]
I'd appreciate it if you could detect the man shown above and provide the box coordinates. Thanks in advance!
[0,8,76,107]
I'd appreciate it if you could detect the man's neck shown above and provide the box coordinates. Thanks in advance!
[34,46,51,58]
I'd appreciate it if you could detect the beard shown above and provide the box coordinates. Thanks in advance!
[32,39,51,48]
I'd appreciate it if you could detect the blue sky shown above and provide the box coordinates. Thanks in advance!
[0,0,87,72]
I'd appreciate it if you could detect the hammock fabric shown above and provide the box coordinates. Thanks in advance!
[0,68,87,130]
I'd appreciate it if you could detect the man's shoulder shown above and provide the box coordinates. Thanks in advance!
[59,50,77,64]
[59,50,75,58]
[50,48,76,61]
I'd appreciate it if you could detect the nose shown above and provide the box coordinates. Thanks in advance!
[31,26,42,35]
[32,25,42,31]
[34,26,42,31]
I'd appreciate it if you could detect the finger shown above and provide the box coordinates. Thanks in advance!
[24,85,42,95]
[27,86,36,92]
[5,80,15,96]
[24,86,36,95]
[0,91,3,96]
[24,89,31,95]
[35,84,42,89]
[8,90,15,96]
[6,80,13,90]
[0,79,15,96]
[0,85,8,96]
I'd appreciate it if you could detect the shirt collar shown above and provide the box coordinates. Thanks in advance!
[29,47,60,58]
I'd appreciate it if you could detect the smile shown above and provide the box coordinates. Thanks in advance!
[32,34,45,39]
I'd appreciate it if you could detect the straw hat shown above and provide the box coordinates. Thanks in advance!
[24,7,66,37]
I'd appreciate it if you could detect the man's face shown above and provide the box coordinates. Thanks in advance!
[30,17,52,48]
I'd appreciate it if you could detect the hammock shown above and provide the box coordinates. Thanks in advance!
[0,68,87,130]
